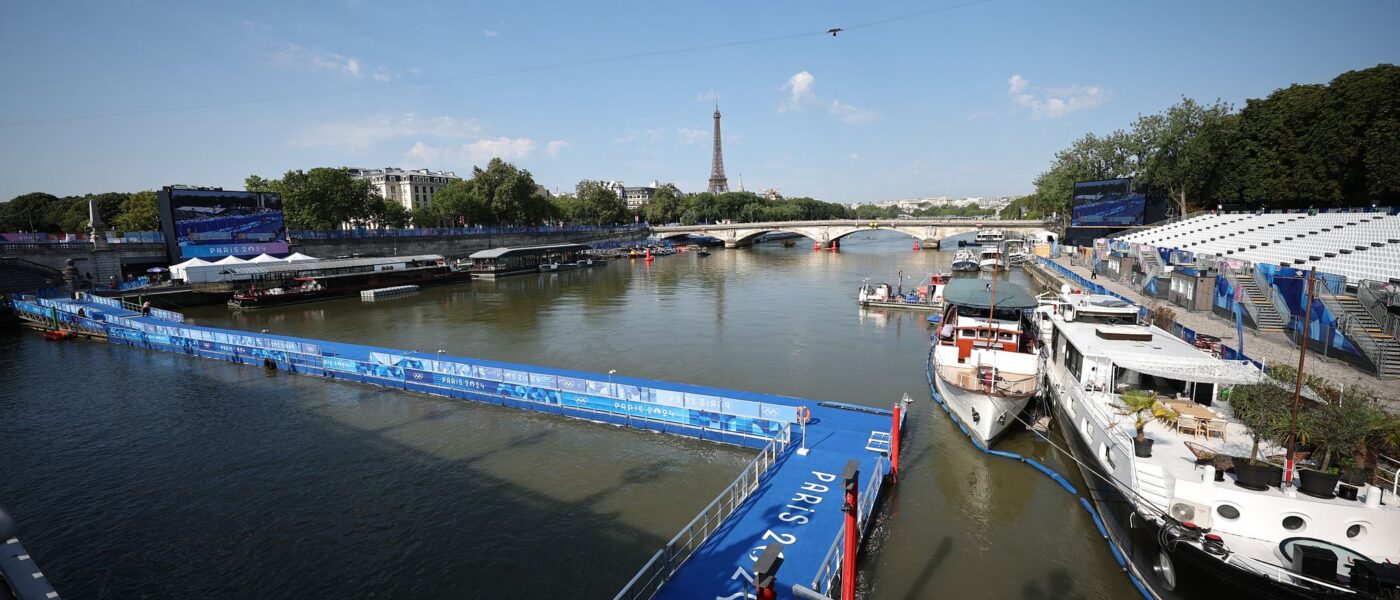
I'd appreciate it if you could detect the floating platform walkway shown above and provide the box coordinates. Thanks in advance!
[10,293,904,599]
[360,285,419,301]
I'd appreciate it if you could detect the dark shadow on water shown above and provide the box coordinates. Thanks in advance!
[900,536,953,600]
[1022,569,1086,600]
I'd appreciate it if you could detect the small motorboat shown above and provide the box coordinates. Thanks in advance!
[539,262,579,272]
[696,249,711,257]
[44,329,74,341]
[951,249,980,272]
[782,240,797,248]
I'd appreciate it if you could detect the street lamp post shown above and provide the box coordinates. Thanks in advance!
[608,369,617,396]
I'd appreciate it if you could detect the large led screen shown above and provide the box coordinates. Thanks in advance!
[1071,178,1146,226]
[158,188,288,259]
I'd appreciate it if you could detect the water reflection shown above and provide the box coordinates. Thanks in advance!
[9,230,1134,599]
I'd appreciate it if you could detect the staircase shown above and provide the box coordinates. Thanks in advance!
[1237,272,1286,333]
[1331,292,1400,377]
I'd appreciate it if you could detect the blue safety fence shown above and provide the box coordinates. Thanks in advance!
[92,276,150,292]
[23,297,807,450]
[924,345,1152,600]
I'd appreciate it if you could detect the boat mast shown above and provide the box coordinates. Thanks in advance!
[1283,267,1316,486]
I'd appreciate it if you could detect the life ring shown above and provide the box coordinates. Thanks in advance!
[796,406,811,424]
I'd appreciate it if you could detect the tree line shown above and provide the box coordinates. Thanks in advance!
[1004,63,1400,220]
[2,158,859,233]
[0,191,153,233]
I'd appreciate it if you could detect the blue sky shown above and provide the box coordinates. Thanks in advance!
[1,0,1396,203]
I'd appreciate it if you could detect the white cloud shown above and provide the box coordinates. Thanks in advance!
[546,140,569,156]
[677,127,708,145]
[293,113,482,149]
[848,152,861,161]
[829,100,879,125]
[271,43,392,81]
[1008,74,1029,94]
[781,71,817,111]
[406,137,537,166]
[1007,74,1107,120]
[778,70,879,125]
[696,90,720,103]
[483,29,498,37]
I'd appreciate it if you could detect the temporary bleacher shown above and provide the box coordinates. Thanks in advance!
[1116,212,1400,284]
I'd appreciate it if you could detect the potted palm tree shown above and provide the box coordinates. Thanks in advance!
[1117,389,1178,458]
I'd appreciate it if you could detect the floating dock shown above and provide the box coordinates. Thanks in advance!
[11,293,903,599]
[360,285,419,300]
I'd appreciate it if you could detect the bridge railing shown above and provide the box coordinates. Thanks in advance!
[613,424,791,600]
[655,218,1053,230]
[290,224,644,240]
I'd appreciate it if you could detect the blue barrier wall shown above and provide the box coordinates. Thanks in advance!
[18,297,806,449]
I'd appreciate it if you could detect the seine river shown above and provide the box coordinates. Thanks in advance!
[1,231,1132,598]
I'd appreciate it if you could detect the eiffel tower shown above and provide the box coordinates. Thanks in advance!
[707,103,729,194]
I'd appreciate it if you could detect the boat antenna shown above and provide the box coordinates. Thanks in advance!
[1283,266,1316,487]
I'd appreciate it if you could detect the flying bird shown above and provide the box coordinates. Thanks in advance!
[827,28,843,37]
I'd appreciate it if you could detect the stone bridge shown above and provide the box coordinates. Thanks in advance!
[653,219,1057,248]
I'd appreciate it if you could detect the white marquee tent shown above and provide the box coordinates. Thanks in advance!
[168,257,212,281]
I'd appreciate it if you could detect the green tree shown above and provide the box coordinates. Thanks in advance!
[1227,382,1294,461]
[572,180,628,225]
[643,184,684,224]
[113,191,160,232]
[244,174,275,192]
[273,168,376,230]
[431,179,492,226]
[1134,98,1236,215]
[367,195,411,229]
[0,192,61,232]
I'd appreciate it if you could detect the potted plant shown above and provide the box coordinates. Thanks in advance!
[1222,381,1291,490]
[1116,389,1178,458]
[1297,390,1385,499]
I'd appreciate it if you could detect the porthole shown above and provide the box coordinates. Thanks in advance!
[1153,550,1177,591]
[1346,523,1367,539]
[1282,515,1306,531]
[1216,504,1240,520]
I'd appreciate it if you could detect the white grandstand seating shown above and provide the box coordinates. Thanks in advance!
[1114,212,1400,284]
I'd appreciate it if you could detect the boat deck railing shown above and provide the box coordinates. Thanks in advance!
[936,363,1038,396]
[613,425,791,600]
[1377,454,1400,495]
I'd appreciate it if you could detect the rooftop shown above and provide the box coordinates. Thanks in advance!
[468,244,592,259]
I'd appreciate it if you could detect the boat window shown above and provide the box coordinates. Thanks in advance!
[960,329,975,338]
[998,332,1015,341]
[1065,342,1083,381]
